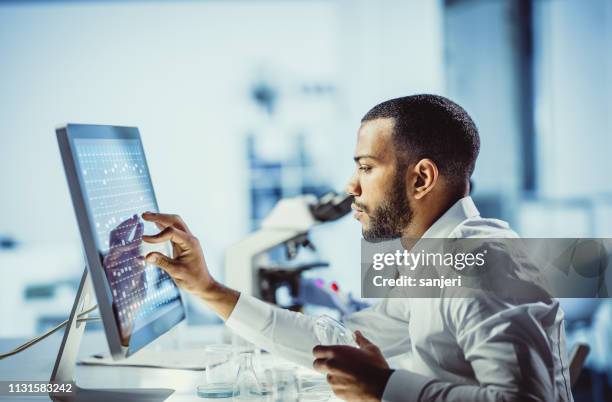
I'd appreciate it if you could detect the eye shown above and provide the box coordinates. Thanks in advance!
[359,165,371,173]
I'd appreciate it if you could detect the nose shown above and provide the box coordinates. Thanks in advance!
[345,172,361,197]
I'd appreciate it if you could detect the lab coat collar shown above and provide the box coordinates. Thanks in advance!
[421,196,480,239]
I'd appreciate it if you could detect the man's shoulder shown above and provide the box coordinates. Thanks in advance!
[450,216,520,239]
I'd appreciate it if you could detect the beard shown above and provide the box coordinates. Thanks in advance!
[360,169,413,242]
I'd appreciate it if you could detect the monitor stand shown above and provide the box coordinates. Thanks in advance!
[49,268,174,402]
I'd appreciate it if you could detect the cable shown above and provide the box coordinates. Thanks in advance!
[0,305,99,360]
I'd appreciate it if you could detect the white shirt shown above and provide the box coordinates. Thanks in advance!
[226,196,573,402]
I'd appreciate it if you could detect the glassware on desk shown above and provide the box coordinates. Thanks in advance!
[231,332,262,372]
[299,373,332,402]
[205,344,236,384]
[196,344,236,399]
[233,351,262,400]
[273,367,301,402]
[314,315,357,346]
[265,366,331,402]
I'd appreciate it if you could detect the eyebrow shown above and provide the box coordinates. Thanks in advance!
[353,155,379,162]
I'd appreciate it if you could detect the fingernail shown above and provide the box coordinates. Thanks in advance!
[147,255,157,263]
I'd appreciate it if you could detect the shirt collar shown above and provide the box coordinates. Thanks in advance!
[421,196,480,239]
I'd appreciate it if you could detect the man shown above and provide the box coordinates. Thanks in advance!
[141,95,572,401]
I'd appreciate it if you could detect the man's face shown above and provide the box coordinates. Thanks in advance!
[345,118,413,241]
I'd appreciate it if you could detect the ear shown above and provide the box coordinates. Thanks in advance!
[411,159,438,200]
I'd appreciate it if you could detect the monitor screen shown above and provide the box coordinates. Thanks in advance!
[59,126,184,354]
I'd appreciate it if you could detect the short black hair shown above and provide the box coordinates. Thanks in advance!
[361,94,480,185]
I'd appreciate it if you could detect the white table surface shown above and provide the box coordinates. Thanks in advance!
[0,324,334,401]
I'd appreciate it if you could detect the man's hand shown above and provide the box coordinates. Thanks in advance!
[313,331,393,402]
[141,212,239,319]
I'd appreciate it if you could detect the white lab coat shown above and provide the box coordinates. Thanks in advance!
[225,197,573,401]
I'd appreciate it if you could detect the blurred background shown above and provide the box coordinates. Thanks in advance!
[0,0,610,399]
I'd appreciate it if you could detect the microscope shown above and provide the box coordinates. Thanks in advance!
[225,192,366,315]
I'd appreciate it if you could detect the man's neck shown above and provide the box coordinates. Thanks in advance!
[400,216,433,250]
[400,194,466,248]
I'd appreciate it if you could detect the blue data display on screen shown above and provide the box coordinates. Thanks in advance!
[73,138,181,346]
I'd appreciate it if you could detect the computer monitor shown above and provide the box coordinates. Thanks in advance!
[56,124,185,359]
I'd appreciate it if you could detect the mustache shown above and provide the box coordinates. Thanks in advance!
[353,202,369,213]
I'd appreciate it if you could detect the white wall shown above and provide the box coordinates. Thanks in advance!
[534,0,612,199]
[0,0,445,330]
[0,1,339,278]
[315,0,445,293]
[444,0,523,197]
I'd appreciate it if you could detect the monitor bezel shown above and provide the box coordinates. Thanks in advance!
[56,123,185,359]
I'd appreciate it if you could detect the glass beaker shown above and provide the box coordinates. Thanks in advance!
[270,366,300,402]
[233,351,262,400]
[314,315,357,346]
[205,344,236,384]
[196,344,235,399]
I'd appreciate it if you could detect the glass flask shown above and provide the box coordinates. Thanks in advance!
[314,315,357,346]
[233,351,262,400]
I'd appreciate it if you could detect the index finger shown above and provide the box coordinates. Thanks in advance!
[142,212,191,234]
[313,345,338,359]
[313,358,346,375]
[142,226,192,250]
